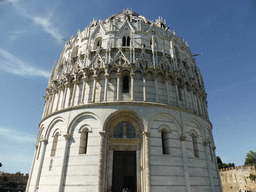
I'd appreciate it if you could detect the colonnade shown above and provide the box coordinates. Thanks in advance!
[42,72,209,119]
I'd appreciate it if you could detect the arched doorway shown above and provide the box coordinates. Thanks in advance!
[104,110,144,192]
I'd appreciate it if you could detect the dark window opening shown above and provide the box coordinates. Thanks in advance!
[79,131,88,154]
[122,36,126,46]
[123,76,129,93]
[127,36,130,46]
[162,131,168,154]
[192,136,199,158]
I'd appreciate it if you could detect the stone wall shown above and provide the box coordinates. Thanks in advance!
[220,166,256,192]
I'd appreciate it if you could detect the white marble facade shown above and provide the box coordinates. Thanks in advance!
[26,9,222,192]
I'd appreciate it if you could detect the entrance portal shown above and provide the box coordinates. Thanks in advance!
[112,151,137,192]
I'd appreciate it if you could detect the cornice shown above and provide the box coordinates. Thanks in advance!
[39,101,212,127]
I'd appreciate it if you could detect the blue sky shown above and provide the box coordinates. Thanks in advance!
[0,0,255,173]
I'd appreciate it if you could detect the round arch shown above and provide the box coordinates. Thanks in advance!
[184,118,206,141]
[44,116,66,140]
[103,110,145,137]
[148,112,182,136]
[67,112,101,135]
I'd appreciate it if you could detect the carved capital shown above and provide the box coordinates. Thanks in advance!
[93,75,99,80]
[179,135,186,141]
[58,85,64,91]
[82,76,89,82]
[64,82,71,88]
[164,77,170,83]
[99,131,108,137]
[203,141,209,146]
[116,73,121,78]
[73,79,80,85]
[142,131,150,137]
[42,139,48,144]
[130,73,135,78]
[182,84,187,89]
[63,134,71,140]
[104,74,110,79]
[82,67,88,73]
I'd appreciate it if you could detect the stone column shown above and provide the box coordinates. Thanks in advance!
[193,92,199,114]
[42,97,49,117]
[152,36,156,67]
[116,73,121,101]
[46,95,52,114]
[154,76,159,102]
[179,135,191,192]
[190,88,195,113]
[91,75,98,102]
[200,96,206,116]
[183,85,188,109]
[71,80,79,106]
[142,131,150,192]
[47,93,54,114]
[61,82,69,108]
[133,48,135,63]
[205,100,209,118]
[80,76,88,104]
[55,87,62,111]
[97,131,107,192]
[143,75,147,102]
[130,73,135,101]
[58,134,71,192]
[34,139,48,192]
[197,96,203,115]
[42,102,46,117]
[104,74,109,102]
[203,141,215,192]
[174,81,180,107]
[164,77,170,104]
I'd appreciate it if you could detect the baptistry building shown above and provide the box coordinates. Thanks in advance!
[26,9,223,192]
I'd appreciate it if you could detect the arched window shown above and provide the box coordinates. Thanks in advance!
[191,134,199,158]
[51,133,59,157]
[122,36,126,46]
[127,36,130,46]
[79,130,89,154]
[97,40,101,47]
[122,36,130,46]
[161,130,169,154]
[94,37,102,50]
[123,76,129,93]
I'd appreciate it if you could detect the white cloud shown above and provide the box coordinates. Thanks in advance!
[6,0,63,42]
[0,48,51,78]
[0,126,36,143]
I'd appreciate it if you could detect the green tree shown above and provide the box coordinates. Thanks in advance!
[244,150,256,166]
[217,156,222,169]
